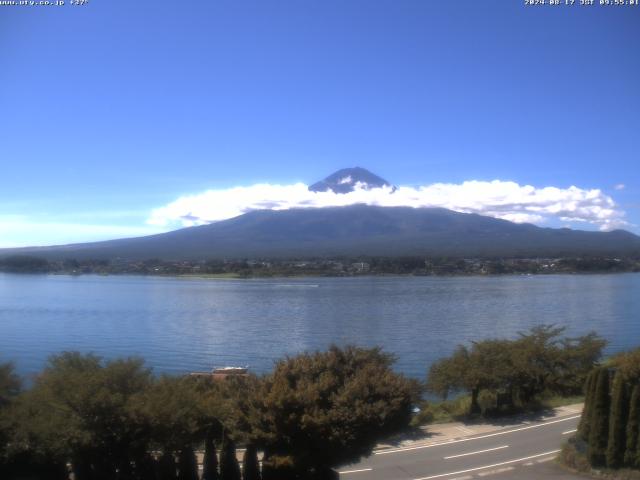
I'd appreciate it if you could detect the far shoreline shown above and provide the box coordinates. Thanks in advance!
[2,270,639,281]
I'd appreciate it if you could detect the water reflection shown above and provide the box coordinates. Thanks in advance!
[0,273,638,379]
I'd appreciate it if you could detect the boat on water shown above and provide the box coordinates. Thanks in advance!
[189,365,249,378]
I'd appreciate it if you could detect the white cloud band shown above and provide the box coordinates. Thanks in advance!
[148,180,628,232]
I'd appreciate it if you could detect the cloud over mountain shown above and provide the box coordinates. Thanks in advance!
[148,179,628,232]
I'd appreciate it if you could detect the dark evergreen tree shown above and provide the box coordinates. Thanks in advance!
[242,444,261,480]
[158,452,177,480]
[606,373,629,468]
[578,370,596,441]
[219,438,241,480]
[178,446,198,480]
[73,457,93,480]
[588,368,611,467]
[202,434,219,480]
[625,385,640,468]
[134,453,158,480]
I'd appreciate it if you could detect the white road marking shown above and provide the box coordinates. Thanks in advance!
[338,468,373,474]
[375,415,580,455]
[449,476,473,480]
[562,429,577,435]
[477,466,514,477]
[412,450,561,480]
[444,445,509,460]
[523,462,534,466]
[536,457,555,463]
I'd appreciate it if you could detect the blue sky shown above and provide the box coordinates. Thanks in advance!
[1,0,639,247]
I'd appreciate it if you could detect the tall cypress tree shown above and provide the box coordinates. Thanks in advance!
[158,452,178,480]
[242,444,261,480]
[72,458,93,480]
[219,438,241,480]
[625,385,640,468]
[178,446,199,480]
[579,370,597,442]
[202,434,219,480]
[135,453,158,480]
[606,373,629,468]
[588,368,611,467]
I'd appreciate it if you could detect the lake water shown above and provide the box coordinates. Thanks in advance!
[0,273,638,380]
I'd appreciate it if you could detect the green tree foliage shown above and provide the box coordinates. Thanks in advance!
[252,345,420,477]
[426,326,606,415]
[8,352,153,478]
[612,349,640,382]
[557,332,608,393]
[0,362,21,473]
[242,444,261,480]
[425,345,469,401]
[606,373,629,468]
[579,349,640,471]
[219,437,241,480]
[588,368,611,467]
[134,375,219,452]
[0,362,68,480]
[624,385,640,468]
[0,362,21,407]
[578,369,597,442]
[0,255,49,273]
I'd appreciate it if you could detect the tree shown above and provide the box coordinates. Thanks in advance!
[578,369,597,442]
[0,255,49,273]
[202,432,219,480]
[242,444,261,480]
[0,362,21,474]
[135,375,215,452]
[6,352,153,479]
[252,345,419,477]
[178,446,199,480]
[624,385,640,468]
[158,452,177,480]
[588,368,611,467]
[426,346,469,401]
[219,437,241,480]
[0,363,20,407]
[612,349,640,383]
[426,326,606,416]
[606,373,629,468]
[135,453,158,480]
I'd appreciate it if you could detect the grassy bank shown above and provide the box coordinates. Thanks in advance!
[411,393,584,426]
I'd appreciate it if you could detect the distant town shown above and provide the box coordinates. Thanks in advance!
[1,255,639,277]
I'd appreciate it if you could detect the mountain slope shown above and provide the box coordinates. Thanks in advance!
[2,205,639,260]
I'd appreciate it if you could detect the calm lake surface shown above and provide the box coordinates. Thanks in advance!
[1,273,638,379]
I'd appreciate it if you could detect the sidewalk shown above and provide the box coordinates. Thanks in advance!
[374,403,583,452]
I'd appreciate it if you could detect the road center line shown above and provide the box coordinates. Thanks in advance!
[338,468,373,474]
[477,466,514,477]
[444,445,509,460]
[412,449,561,480]
[375,415,580,456]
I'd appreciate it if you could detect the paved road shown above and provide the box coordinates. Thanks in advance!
[338,413,583,480]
